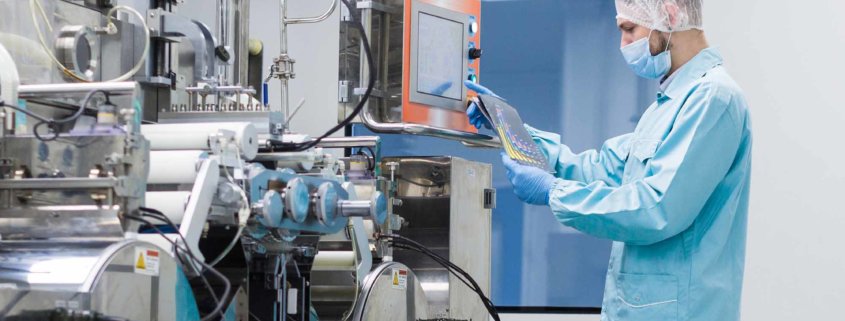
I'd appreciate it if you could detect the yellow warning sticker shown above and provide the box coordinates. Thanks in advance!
[391,268,407,290]
[134,247,160,276]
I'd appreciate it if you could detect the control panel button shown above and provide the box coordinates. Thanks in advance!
[469,48,483,60]
[468,74,478,83]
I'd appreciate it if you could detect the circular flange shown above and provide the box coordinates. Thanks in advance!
[55,25,99,80]
[284,177,310,223]
[258,190,284,227]
[314,183,339,225]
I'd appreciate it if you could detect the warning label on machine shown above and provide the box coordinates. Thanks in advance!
[391,268,408,290]
[134,248,160,276]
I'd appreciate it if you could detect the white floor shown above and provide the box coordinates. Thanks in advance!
[499,314,599,321]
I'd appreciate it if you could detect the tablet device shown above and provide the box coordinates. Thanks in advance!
[474,94,552,171]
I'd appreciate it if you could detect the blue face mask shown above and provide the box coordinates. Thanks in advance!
[620,31,672,80]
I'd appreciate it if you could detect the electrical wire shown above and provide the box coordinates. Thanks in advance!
[133,209,222,309]
[129,212,224,319]
[29,0,150,82]
[271,0,376,152]
[137,208,222,308]
[130,208,232,321]
[208,138,252,266]
[1,90,107,141]
[132,212,228,321]
[379,234,501,321]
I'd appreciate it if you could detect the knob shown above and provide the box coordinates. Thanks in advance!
[284,178,310,223]
[469,48,483,60]
[215,45,231,62]
[468,74,478,84]
[469,21,479,34]
[314,183,339,225]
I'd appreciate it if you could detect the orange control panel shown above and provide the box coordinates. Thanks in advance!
[402,0,481,133]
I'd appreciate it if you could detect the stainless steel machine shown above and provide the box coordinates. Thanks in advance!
[384,157,494,321]
[0,1,499,320]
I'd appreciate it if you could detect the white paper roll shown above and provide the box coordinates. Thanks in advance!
[146,191,191,224]
[312,251,356,270]
[141,122,259,160]
[149,150,208,184]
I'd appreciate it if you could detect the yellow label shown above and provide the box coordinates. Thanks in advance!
[136,253,146,270]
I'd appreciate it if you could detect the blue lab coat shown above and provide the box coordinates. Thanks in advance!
[527,48,752,321]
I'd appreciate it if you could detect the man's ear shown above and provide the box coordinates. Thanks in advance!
[663,2,680,29]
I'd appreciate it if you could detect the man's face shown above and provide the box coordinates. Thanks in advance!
[617,19,669,56]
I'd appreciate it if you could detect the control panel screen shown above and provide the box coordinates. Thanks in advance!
[416,12,464,101]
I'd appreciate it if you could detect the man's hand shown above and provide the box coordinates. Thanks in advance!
[464,80,499,129]
[501,153,557,205]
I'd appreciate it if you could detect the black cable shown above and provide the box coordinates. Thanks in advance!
[380,234,501,321]
[129,213,229,321]
[138,208,222,306]
[138,207,223,310]
[2,90,108,141]
[274,0,376,152]
[393,242,500,317]
[395,242,498,319]
[387,235,498,319]
[129,209,232,321]
[129,213,227,321]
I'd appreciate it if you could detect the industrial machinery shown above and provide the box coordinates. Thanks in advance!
[0,1,498,320]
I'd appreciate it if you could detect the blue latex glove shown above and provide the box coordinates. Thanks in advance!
[465,80,498,96]
[501,153,558,205]
[464,80,499,129]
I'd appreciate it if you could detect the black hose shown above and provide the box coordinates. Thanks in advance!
[129,209,232,321]
[277,0,377,152]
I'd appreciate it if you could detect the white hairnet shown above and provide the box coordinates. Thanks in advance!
[615,0,703,32]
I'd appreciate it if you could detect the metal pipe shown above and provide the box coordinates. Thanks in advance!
[17,82,139,97]
[234,0,251,87]
[359,97,501,148]
[315,136,380,149]
[279,0,288,55]
[217,0,231,84]
[284,0,338,24]
[279,0,290,126]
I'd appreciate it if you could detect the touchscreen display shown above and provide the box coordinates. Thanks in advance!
[417,12,464,100]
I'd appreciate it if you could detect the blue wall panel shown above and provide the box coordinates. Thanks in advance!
[355,0,657,308]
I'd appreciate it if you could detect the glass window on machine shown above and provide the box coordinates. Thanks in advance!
[416,12,464,100]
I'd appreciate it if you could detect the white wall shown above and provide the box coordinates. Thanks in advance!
[705,1,845,320]
[249,0,341,138]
